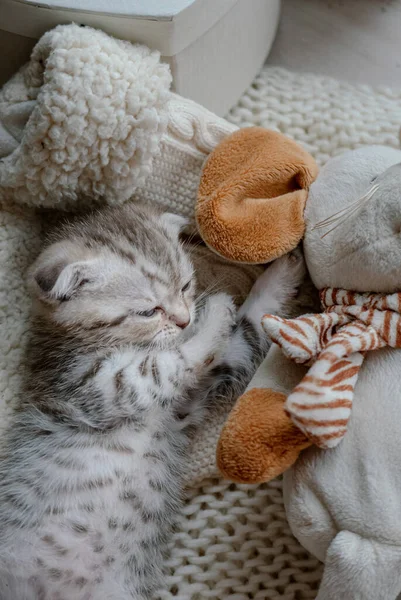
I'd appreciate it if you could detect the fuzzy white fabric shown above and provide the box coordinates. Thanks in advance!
[0,24,172,210]
[2,27,401,598]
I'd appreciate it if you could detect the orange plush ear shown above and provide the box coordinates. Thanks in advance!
[196,128,318,264]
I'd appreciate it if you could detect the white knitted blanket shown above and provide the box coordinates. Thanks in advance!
[1,26,401,599]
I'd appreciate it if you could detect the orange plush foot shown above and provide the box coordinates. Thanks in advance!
[216,388,312,484]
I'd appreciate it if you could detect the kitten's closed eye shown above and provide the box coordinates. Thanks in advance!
[137,308,158,318]
[181,281,191,292]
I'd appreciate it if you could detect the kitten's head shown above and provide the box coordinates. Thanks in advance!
[28,204,196,347]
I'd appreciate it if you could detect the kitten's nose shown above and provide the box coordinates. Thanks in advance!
[173,316,190,329]
[170,311,190,329]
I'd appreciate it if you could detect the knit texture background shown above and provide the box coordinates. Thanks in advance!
[157,66,401,600]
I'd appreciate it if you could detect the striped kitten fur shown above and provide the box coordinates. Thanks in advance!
[0,203,305,600]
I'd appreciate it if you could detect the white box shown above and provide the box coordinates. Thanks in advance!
[0,0,280,115]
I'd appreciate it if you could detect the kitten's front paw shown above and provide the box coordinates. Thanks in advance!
[257,248,306,302]
[239,248,306,321]
[193,294,236,371]
[198,293,236,364]
[204,293,236,336]
[280,247,306,292]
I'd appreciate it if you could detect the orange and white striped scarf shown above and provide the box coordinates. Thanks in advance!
[262,288,401,449]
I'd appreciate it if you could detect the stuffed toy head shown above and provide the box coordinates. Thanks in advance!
[196,127,318,264]
[304,145,401,293]
[216,144,401,484]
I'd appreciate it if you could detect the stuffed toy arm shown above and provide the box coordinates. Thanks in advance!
[216,344,312,484]
[315,531,401,600]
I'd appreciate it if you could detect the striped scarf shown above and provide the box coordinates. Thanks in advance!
[263,288,401,449]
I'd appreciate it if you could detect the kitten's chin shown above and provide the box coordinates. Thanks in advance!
[152,327,182,349]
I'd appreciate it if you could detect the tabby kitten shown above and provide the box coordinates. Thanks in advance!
[0,204,304,600]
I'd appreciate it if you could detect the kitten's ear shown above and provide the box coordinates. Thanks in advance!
[31,259,86,303]
[161,213,189,236]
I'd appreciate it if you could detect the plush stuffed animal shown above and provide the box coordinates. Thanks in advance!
[216,144,401,599]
